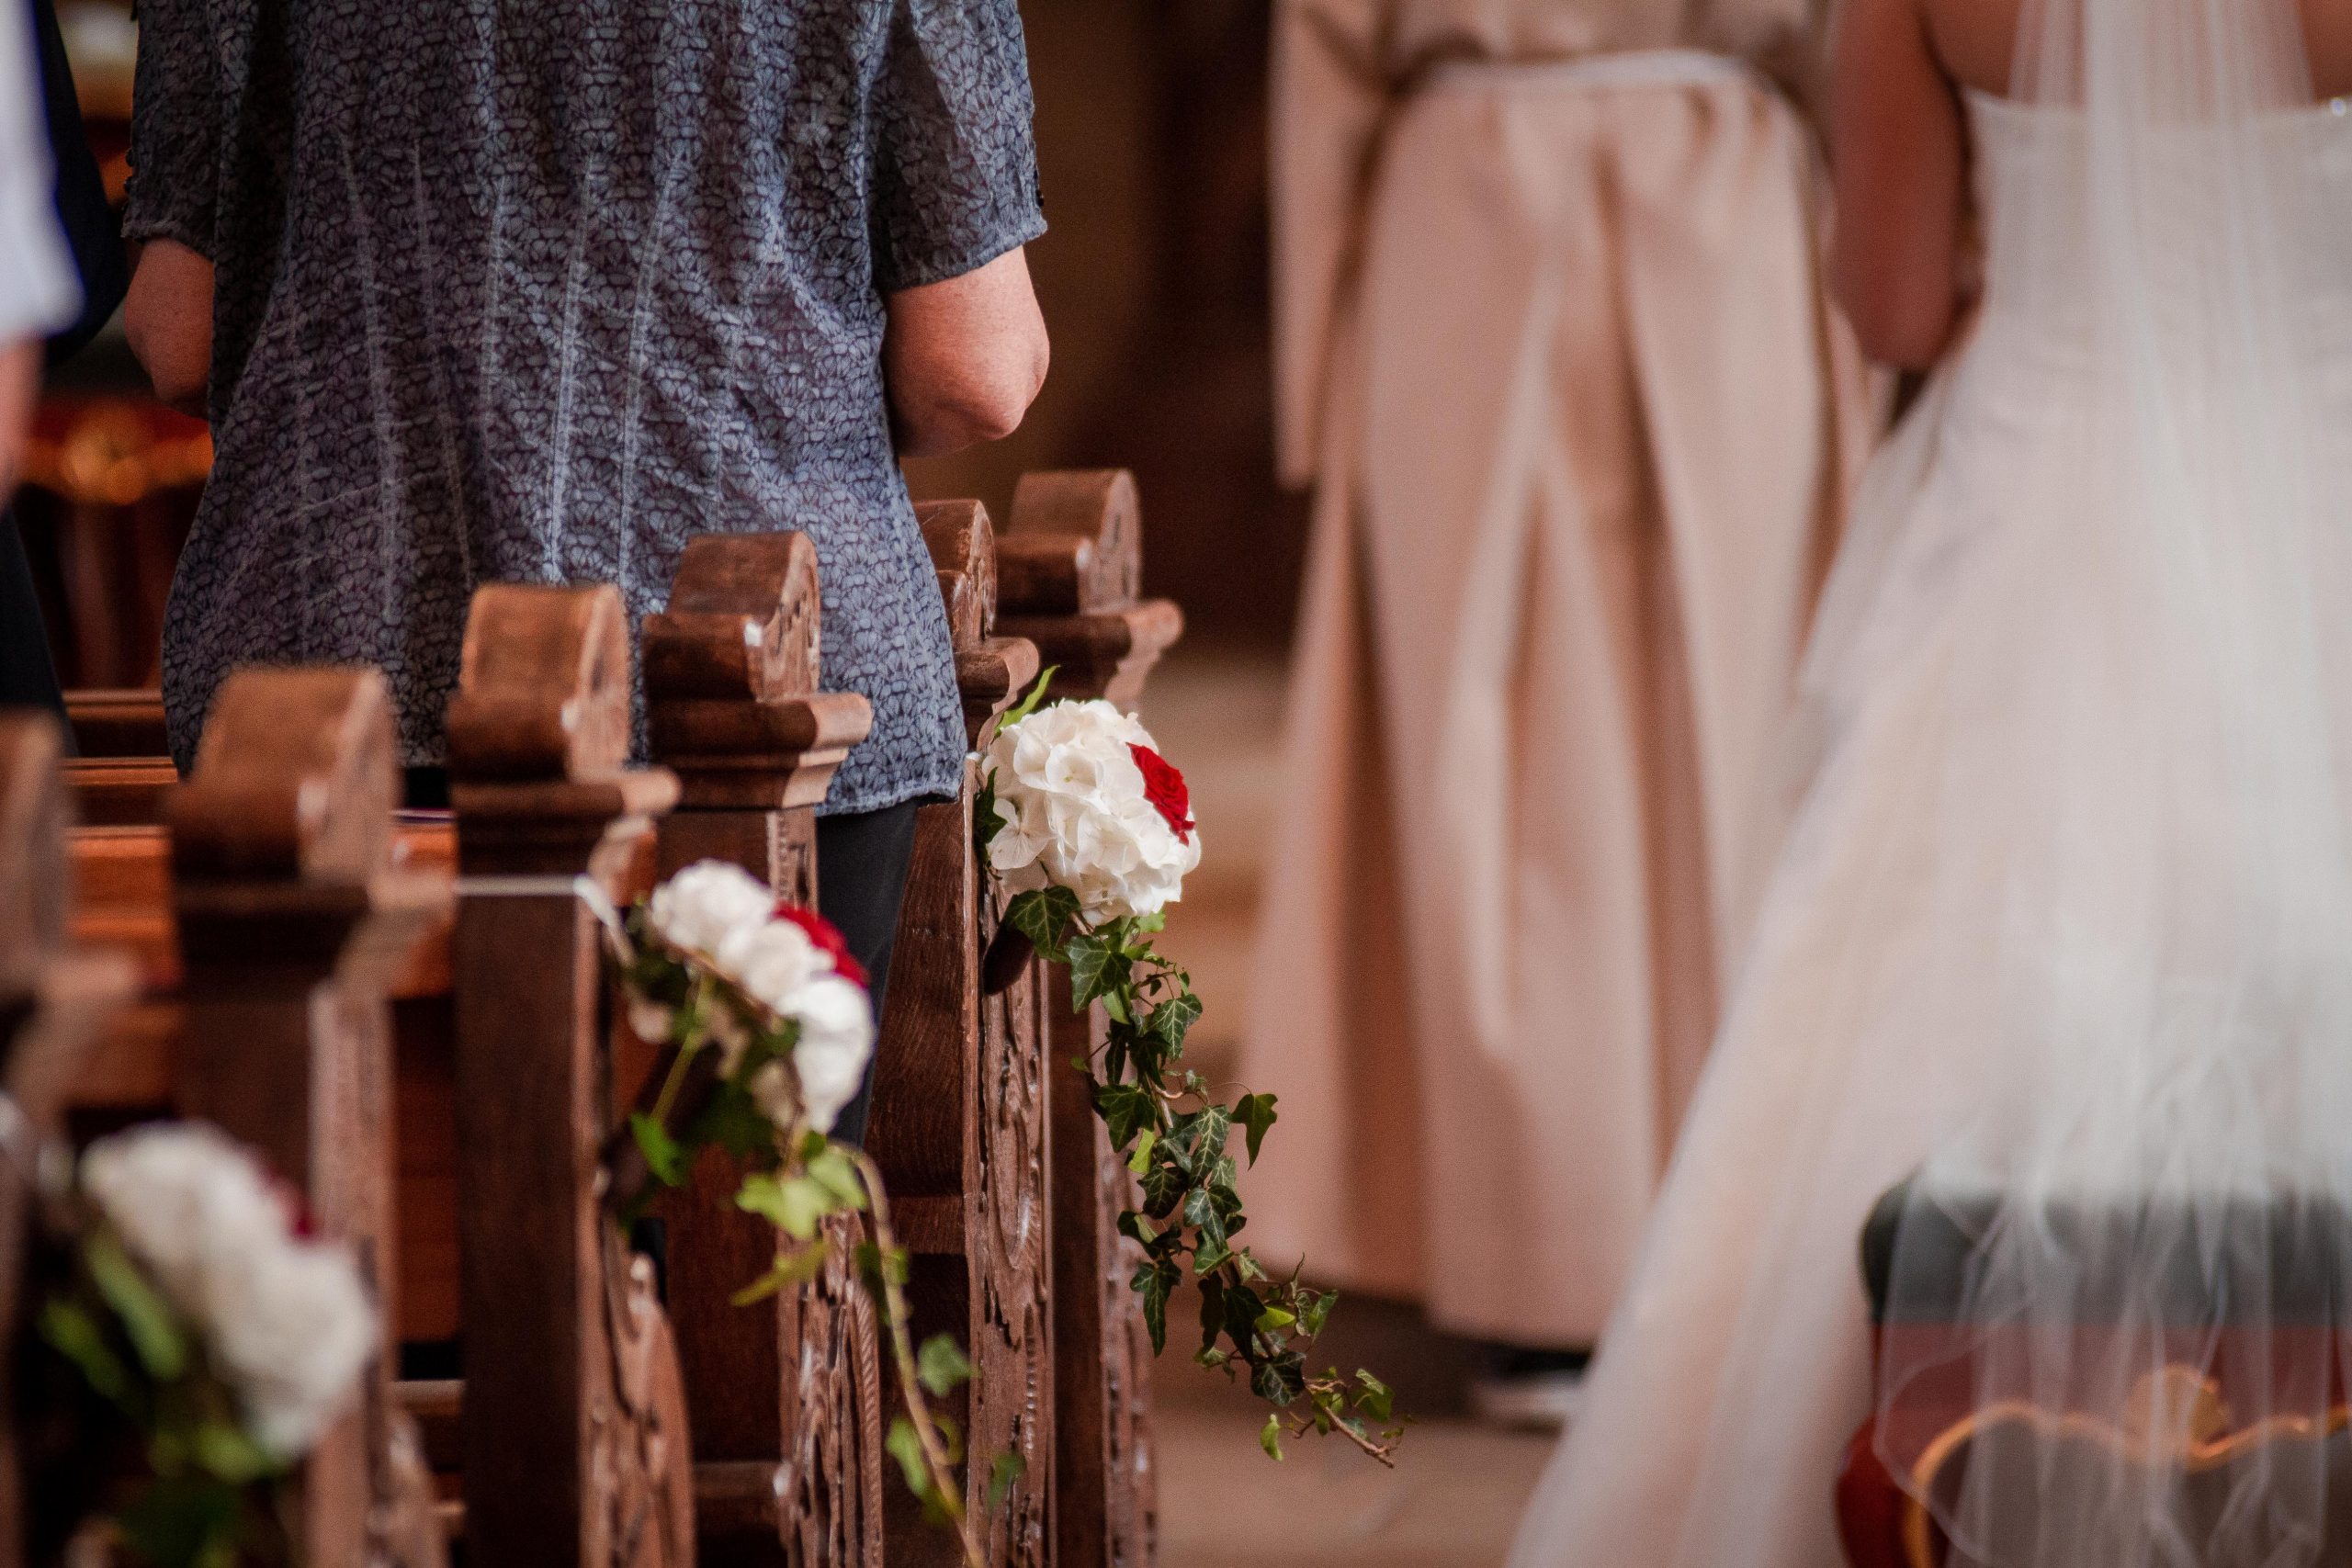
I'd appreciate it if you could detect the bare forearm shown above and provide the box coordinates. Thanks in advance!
[125,238,215,417]
[883,246,1048,457]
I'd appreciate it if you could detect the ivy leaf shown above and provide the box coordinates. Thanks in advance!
[1302,1289,1338,1337]
[1009,886,1081,958]
[1131,1258,1178,1352]
[1093,1082,1156,1152]
[1260,1415,1285,1461]
[917,1334,975,1397]
[1254,1306,1297,1335]
[1138,1158,1186,1219]
[1067,934,1118,1009]
[1354,1369,1396,1423]
[729,1245,829,1306]
[629,1111,689,1190]
[736,1173,832,1240]
[987,1451,1027,1511]
[804,1145,868,1210]
[190,1420,279,1484]
[1150,991,1203,1054]
[1116,1210,1158,1247]
[886,1416,934,1503]
[1234,1092,1279,1167]
[1125,1129,1158,1175]
[39,1299,129,1404]
[1251,1358,1303,1408]
[86,1232,187,1382]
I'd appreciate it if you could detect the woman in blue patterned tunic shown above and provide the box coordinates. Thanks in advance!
[119,0,1049,1142]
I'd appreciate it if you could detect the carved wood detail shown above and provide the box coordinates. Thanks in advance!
[645,533,884,1568]
[996,470,1182,1568]
[872,502,1054,1566]
[167,669,448,1568]
[0,714,134,1568]
[447,581,695,1568]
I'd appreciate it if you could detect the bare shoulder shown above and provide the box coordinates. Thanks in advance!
[1920,0,2352,98]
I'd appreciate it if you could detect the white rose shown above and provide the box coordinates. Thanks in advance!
[730,919,829,1016]
[646,861,776,966]
[206,1240,379,1456]
[983,700,1202,924]
[80,1124,377,1461]
[79,1123,280,1311]
[789,974,876,1134]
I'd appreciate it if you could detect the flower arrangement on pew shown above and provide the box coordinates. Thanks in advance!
[19,1121,377,1568]
[603,864,1006,1566]
[979,678,1406,1465]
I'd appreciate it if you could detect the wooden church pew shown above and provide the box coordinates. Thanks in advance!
[442,580,697,1567]
[49,586,701,1566]
[994,469,1182,1568]
[866,497,1055,1566]
[0,676,452,1563]
[0,712,136,1568]
[62,689,175,829]
[639,532,886,1565]
[162,665,449,1566]
[48,536,902,1563]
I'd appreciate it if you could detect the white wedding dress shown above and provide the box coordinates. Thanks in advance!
[1511,3,2352,1562]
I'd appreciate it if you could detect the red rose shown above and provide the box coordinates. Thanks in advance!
[775,903,868,988]
[1129,743,1195,843]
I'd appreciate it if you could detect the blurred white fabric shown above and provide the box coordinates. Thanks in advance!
[1513,1,2352,1562]
[0,0,77,345]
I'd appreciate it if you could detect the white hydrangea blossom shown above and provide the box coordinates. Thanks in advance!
[983,699,1201,924]
[639,862,876,1135]
[788,973,878,1134]
[645,861,777,970]
[80,1123,377,1459]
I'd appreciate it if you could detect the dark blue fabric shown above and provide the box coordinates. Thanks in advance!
[125,0,1044,809]
[3,0,130,732]
[33,0,123,365]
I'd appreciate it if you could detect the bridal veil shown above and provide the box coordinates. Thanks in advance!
[1870,0,2352,1562]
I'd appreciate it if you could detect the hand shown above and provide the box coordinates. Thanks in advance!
[0,337,38,496]
[125,237,215,417]
[883,246,1049,457]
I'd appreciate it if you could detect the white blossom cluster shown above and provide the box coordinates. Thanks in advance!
[983,699,1201,924]
[79,1123,377,1458]
[641,862,876,1134]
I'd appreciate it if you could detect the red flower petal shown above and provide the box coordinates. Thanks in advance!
[775,903,868,988]
[1129,743,1195,843]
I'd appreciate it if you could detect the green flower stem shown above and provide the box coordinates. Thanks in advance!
[845,1147,988,1568]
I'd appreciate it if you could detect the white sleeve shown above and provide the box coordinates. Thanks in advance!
[0,0,79,345]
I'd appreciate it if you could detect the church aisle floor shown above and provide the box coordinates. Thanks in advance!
[1142,644,1555,1567]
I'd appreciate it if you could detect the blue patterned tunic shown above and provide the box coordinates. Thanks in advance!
[124,0,1044,812]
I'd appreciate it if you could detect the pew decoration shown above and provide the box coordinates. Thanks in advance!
[604,861,1006,1568]
[977,680,1405,1466]
[23,1121,375,1568]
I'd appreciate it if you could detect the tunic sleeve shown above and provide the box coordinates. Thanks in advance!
[868,0,1047,294]
[1270,0,1387,488]
[0,0,76,344]
[121,0,219,257]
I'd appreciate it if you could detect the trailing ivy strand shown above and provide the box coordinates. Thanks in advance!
[978,677,1405,1466]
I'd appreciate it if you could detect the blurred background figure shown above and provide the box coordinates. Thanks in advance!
[1233,0,1875,1425]
[1,0,107,719]
[2,0,124,719]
